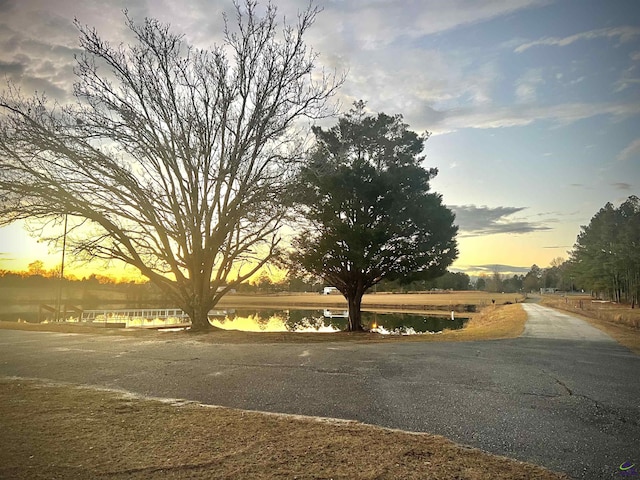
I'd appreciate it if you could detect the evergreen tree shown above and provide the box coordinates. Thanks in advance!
[290,102,458,331]
[569,196,640,306]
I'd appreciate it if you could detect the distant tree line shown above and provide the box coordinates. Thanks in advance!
[474,258,570,294]
[2,265,472,296]
[0,262,165,308]
[377,271,470,292]
[476,272,523,293]
[0,260,143,286]
[508,196,639,307]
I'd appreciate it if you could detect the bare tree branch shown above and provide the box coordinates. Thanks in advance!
[0,0,342,330]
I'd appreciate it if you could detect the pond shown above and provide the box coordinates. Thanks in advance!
[209,308,468,335]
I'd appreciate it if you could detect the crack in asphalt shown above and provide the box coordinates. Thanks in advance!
[540,368,640,428]
[190,361,360,377]
[572,394,640,428]
[543,370,573,396]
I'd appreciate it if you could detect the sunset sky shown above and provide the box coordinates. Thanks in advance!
[0,0,638,280]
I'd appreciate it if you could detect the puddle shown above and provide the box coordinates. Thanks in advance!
[210,309,468,335]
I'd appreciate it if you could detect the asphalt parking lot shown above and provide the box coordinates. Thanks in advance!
[1,303,638,479]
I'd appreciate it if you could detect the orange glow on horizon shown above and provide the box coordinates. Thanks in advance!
[1,219,574,283]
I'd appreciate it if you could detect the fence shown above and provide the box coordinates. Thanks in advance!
[77,308,190,328]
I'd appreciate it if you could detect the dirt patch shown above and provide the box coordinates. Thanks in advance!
[0,378,568,480]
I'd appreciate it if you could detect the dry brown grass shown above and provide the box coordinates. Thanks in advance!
[541,295,640,328]
[541,295,640,354]
[0,378,568,480]
[218,291,523,313]
[439,303,527,341]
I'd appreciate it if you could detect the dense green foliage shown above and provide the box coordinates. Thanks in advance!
[568,195,640,305]
[290,103,458,330]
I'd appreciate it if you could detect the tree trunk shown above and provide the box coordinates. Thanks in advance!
[346,292,364,332]
[186,299,213,332]
[189,312,212,332]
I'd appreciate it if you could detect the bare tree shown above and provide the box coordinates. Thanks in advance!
[0,1,340,330]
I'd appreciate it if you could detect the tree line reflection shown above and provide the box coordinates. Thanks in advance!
[209,309,468,334]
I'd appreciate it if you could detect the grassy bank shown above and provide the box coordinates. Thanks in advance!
[0,378,567,480]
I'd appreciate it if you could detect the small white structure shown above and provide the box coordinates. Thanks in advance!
[323,286,339,295]
[540,287,557,294]
[323,309,348,318]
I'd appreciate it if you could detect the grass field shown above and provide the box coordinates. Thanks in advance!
[218,291,524,313]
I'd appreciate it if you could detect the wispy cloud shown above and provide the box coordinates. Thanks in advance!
[611,182,633,190]
[452,264,531,275]
[514,68,545,103]
[514,26,640,53]
[471,264,531,274]
[449,205,551,237]
[616,138,640,161]
[313,0,549,48]
[429,101,640,134]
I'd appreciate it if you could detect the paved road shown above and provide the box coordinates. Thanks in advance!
[522,303,620,341]
[1,304,638,479]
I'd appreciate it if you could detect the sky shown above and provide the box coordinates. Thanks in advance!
[0,0,638,280]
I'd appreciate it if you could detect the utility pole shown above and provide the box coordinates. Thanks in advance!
[54,214,68,322]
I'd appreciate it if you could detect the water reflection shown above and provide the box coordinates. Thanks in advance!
[209,309,468,334]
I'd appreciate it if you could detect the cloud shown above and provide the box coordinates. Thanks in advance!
[0,60,24,76]
[312,0,548,50]
[304,0,546,126]
[514,68,544,103]
[2,0,638,137]
[469,264,531,274]
[429,101,640,135]
[616,138,640,161]
[0,5,85,101]
[514,26,640,53]
[611,182,633,190]
[451,264,531,275]
[449,205,552,237]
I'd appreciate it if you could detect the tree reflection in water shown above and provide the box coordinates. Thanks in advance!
[208,309,468,334]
